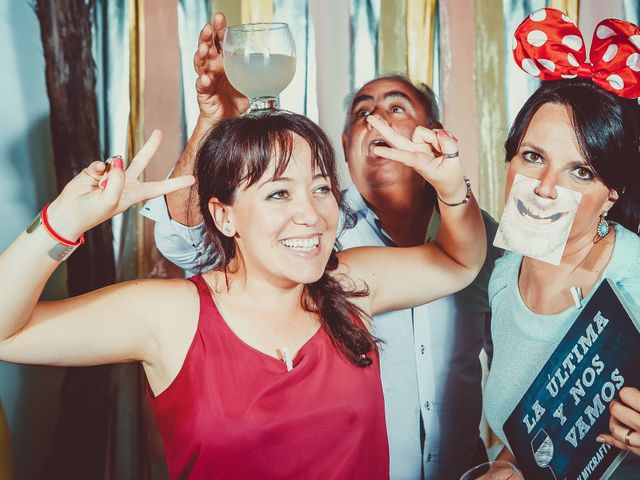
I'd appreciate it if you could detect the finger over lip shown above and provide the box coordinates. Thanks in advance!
[365,116,404,143]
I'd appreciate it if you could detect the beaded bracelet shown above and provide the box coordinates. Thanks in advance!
[437,176,472,207]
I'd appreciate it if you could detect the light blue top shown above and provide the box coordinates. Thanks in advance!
[143,187,501,479]
[484,223,640,449]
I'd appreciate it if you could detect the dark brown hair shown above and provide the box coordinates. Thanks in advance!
[195,111,377,367]
[505,79,640,234]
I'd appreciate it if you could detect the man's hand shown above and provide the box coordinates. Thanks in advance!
[366,115,467,205]
[166,13,248,226]
[194,13,249,124]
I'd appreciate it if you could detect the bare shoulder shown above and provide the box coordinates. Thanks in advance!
[100,277,198,318]
[122,278,201,375]
[333,248,373,314]
[334,247,369,285]
[120,277,199,324]
[335,244,407,289]
[110,278,202,393]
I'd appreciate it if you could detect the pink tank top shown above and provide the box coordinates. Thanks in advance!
[151,275,389,479]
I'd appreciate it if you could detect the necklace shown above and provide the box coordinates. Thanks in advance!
[521,231,615,313]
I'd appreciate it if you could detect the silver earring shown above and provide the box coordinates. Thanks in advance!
[224,225,232,235]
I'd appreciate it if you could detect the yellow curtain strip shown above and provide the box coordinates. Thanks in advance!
[241,0,274,24]
[379,0,407,75]
[126,0,146,278]
[0,402,12,480]
[549,0,580,23]
[475,0,507,219]
[211,0,242,25]
[128,0,144,162]
[406,0,437,86]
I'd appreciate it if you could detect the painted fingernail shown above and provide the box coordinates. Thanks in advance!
[113,157,124,169]
[596,436,605,443]
[437,129,447,136]
[99,179,108,189]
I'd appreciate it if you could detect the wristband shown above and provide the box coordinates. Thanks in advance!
[41,203,85,246]
[26,205,84,262]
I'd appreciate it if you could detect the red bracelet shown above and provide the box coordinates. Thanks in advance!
[41,203,85,247]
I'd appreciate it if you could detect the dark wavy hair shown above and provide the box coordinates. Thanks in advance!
[505,79,640,234]
[195,111,377,367]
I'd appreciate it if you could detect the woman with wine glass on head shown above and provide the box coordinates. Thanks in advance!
[0,110,485,478]
[483,8,640,471]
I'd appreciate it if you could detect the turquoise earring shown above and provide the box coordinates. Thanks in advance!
[594,212,609,243]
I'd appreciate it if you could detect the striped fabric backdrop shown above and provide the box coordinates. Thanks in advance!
[175,0,639,215]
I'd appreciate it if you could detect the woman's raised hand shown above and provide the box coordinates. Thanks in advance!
[366,115,467,204]
[46,130,195,240]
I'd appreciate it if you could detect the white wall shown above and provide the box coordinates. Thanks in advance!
[309,0,352,188]
[0,2,67,479]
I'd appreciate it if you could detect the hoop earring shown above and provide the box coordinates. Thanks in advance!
[594,212,609,243]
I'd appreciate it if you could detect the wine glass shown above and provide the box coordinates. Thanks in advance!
[532,429,558,479]
[223,22,296,111]
[460,461,525,480]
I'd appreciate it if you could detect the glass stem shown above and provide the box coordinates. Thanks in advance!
[250,96,279,111]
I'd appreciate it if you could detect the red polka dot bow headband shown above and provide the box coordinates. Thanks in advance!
[513,8,640,98]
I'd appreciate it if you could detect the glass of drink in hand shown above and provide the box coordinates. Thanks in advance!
[223,22,296,111]
[460,461,525,480]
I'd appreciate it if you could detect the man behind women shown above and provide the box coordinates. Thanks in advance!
[143,13,500,479]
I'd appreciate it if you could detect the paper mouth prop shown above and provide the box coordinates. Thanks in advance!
[494,174,582,265]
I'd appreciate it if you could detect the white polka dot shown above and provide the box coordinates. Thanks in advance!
[527,30,548,48]
[522,58,540,76]
[562,35,583,51]
[627,52,640,72]
[561,74,578,79]
[596,25,616,39]
[607,74,624,90]
[567,53,580,67]
[631,35,640,50]
[529,9,547,21]
[538,59,556,72]
[561,14,575,24]
[602,44,618,62]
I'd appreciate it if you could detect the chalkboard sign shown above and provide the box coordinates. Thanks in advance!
[504,279,639,480]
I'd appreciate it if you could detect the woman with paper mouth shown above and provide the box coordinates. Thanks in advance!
[484,7,640,472]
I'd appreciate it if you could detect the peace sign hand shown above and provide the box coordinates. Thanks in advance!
[46,130,195,240]
[366,115,467,204]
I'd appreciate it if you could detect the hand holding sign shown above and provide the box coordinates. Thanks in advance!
[597,386,640,456]
[460,461,524,480]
